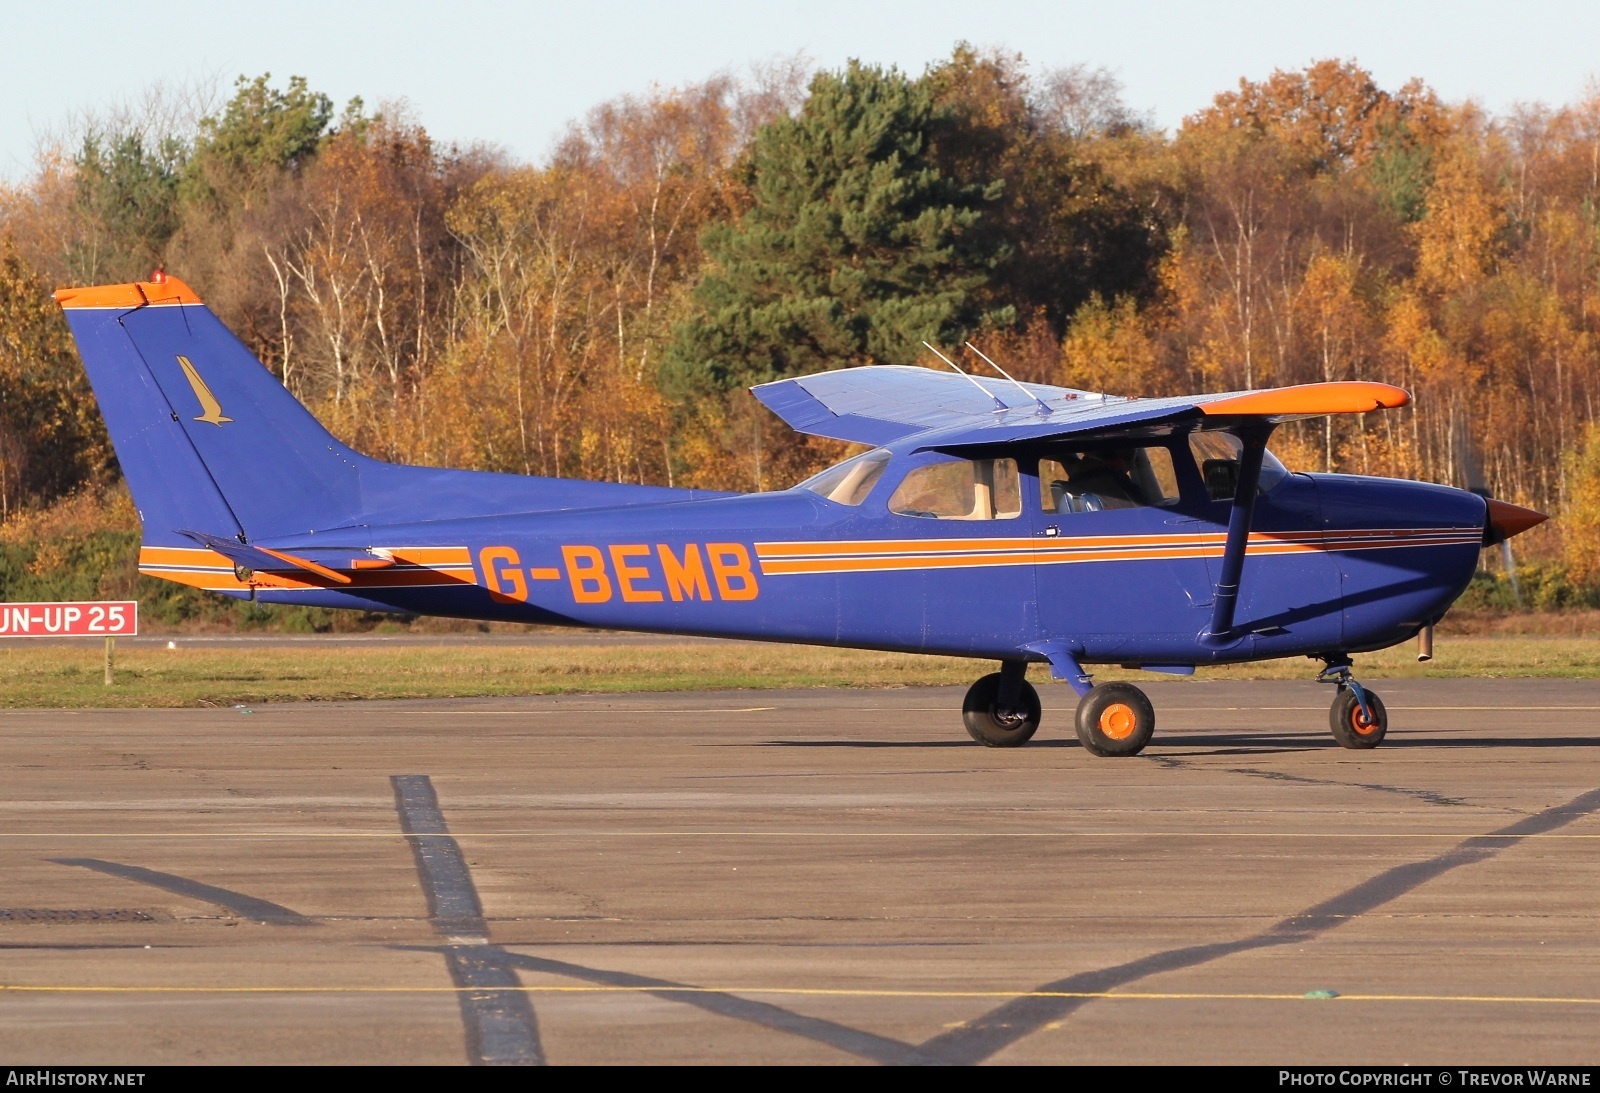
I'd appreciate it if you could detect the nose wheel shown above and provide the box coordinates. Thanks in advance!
[1075,682,1156,756]
[1319,660,1388,749]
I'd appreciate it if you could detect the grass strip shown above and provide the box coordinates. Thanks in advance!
[2,635,1598,708]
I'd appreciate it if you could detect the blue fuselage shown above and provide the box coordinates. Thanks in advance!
[241,457,1486,670]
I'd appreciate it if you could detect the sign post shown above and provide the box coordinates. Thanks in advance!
[0,602,139,686]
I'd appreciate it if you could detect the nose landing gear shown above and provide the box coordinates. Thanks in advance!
[1074,682,1156,757]
[1318,658,1388,749]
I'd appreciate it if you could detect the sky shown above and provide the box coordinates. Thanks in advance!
[5,0,1598,180]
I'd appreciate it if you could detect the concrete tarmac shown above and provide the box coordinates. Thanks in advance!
[2,678,1598,1065]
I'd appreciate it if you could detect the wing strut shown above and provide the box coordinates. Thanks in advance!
[1202,425,1273,646]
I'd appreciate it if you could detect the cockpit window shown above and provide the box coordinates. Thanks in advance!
[889,458,1022,520]
[1040,446,1181,514]
[796,449,891,506]
[1188,431,1289,500]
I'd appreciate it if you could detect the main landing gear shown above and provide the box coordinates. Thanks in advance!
[1318,658,1388,749]
[963,661,1042,747]
[962,659,1156,756]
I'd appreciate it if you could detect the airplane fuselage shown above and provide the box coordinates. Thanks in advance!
[144,457,1485,671]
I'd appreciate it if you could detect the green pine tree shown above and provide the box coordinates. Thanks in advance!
[665,61,1010,395]
[180,74,339,215]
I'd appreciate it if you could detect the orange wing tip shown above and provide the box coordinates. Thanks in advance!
[54,276,202,309]
[1484,498,1548,545]
[1200,381,1411,418]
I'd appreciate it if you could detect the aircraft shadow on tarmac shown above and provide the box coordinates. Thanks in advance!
[759,731,1600,751]
[49,858,311,925]
[758,735,1325,751]
[43,775,1600,1065]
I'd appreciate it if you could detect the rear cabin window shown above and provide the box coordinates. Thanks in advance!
[1039,446,1181,514]
[889,458,1022,520]
[797,449,891,506]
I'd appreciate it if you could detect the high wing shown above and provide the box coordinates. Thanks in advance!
[750,365,1410,447]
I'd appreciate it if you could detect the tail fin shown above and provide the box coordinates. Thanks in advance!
[56,276,366,546]
[58,274,731,557]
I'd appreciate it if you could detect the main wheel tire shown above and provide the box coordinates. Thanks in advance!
[1329,686,1387,749]
[962,673,1042,747]
[1075,682,1156,757]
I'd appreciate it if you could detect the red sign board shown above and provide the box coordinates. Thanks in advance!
[0,601,138,637]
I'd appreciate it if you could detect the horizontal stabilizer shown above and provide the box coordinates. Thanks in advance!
[179,531,352,584]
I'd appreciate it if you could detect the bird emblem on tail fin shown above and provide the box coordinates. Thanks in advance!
[176,355,233,426]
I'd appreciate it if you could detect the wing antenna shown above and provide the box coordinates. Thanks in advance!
[920,341,1008,412]
[964,342,1053,415]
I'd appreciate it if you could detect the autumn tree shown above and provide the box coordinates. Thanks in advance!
[921,46,1165,357]
[1187,59,1443,173]
[1562,422,1600,585]
[0,243,112,516]
[440,74,787,487]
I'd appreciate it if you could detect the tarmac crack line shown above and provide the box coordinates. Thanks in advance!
[1147,753,1480,809]
[916,784,1600,1065]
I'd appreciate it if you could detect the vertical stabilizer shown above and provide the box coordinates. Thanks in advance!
[57,276,363,545]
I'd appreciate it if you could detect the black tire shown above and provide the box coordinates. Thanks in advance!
[962,673,1041,747]
[1075,682,1156,757]
[1329,686,1387,749]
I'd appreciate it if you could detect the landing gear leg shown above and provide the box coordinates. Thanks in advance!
[1318,657,1388,749]
[963,659,1041,747]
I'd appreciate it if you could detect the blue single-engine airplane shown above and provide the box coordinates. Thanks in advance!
[56,274,1547,755]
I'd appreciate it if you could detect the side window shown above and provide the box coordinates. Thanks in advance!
[1040,446,1181,514]
[889,458,1021,520]
[1189,432,1242,500]
[1187,432,1290,500]
[796,449,891,506]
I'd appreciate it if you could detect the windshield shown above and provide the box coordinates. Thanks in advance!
[796,449,891,506]
[1188,431,1290,499]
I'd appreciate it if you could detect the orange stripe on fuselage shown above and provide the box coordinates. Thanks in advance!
[755,528,1482,575]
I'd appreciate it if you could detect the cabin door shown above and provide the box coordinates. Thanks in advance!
[1027,442,1218,657]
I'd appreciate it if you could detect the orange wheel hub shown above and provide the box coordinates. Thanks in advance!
[1350,707,1380,735]
[1099,703,1137,740]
